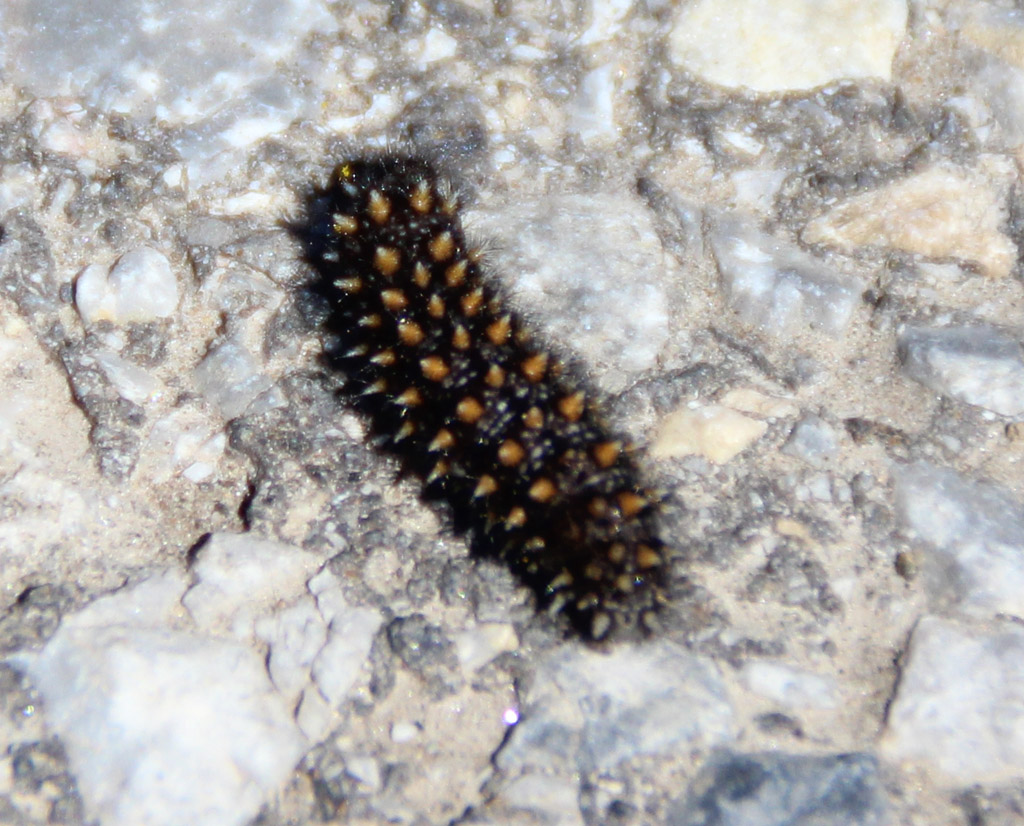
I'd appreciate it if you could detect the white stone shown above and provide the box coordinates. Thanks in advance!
[295,686,334,742]
[75,247,180,325]
[391,722,419,743]
[894,462,1024,620]
[899,326,1024,417]
[802,164,1016,279]
[0,162,38,212]
[20,570,306,826]
[669,0,907,92]
[578,0,633,45]
[490,773,585,826]
[728,168,788,213]
[91,350,164,405]
[882,616,1024,784]
[958,6,1024,144]
[406,27,458,67]
[183,533,323,637]
[652,404,767,464]
[710,213,859,339]
[253,596,328,701]
[740,661,839,710]
[572,64,618,143]
[345,755,382,792]
[307,569,383,706]
[182,460,214,482]
[469,194,670,389]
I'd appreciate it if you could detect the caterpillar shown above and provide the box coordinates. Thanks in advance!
[297,155,666,639]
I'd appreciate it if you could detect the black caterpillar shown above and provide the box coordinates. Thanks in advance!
[298,155,666,639]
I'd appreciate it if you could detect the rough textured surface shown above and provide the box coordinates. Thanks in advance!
[1,0,1023,824]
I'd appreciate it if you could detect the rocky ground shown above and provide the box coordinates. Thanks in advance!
[1,1,1024,824]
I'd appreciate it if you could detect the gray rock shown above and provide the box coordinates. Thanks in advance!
[193,337,277,419]
[894,462,1024,619]
[497,640,733,775]
[59,338,146,480]
[898,325,1024,416]
[782,415,840,467]
[709,214,860,339]
[8,738,84,823]
[386,614,461,699]
[0,210,61,347]
[669,750,888,826]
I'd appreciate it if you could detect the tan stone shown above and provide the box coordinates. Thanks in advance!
[652,404,768,464]
[802,164,1016,278]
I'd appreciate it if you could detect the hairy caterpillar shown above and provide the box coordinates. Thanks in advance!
[297,155,666,639]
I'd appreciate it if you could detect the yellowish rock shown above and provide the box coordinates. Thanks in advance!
[652,404,768,464]
[721,388,799,420]
[802,164,1016,279]
[668,0,907,93]
[775,518,812,542]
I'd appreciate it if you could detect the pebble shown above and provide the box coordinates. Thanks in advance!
[75,248,179,325]
[90,350,163,405]
[668,0,907,92]
[253,597,327,702]
[18,570,306,826]
[192,337,276,419]
[572,64,618,143]
[579,0,633,45]
[390,722,419,744]
[898,325,1024,417]
[497,640,733,775]
[894,462,1024,619]
[781,415,840,467]
[0,0,341,188]
[182,532,323,637]
[802,163,1016,279]
[669,751,888,825]
[710,213,859,339]
[882,616,1024,783]
[652,404,767,464]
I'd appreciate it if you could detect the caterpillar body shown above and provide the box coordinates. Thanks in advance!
[299,156,666,639]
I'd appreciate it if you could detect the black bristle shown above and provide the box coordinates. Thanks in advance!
[297,155,666,639]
